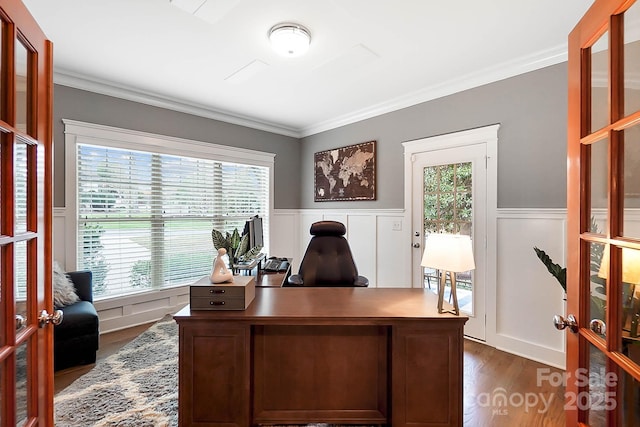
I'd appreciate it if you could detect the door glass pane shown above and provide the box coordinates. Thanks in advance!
[423,162,472,235]
[586,343,616,427]
[14,241,27,324]
[623,126,640,238]
[621,248,640,346]
[591,242,607,338]
[0,362,3,426]
[15,141,27,234]
[590,138,609,218]
[16,341,27,426]
[624,2,640,117]
[14,39,28,134]
[0,20,3,119]
[422,162,474,315]
[591,31,609,132]
[620,367,640,426]
[0,258,3,346]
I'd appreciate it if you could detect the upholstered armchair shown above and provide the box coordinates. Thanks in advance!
[286,220,369,287]
[54,270,100,371]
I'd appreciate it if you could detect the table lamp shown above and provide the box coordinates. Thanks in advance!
[598,246,640,337]
[421,233,475,315]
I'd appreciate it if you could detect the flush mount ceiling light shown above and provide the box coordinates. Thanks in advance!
[269,23,311,57]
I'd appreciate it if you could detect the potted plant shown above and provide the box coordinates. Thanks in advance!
[211,227,262,271]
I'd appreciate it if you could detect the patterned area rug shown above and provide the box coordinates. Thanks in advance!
[54,315,179,427]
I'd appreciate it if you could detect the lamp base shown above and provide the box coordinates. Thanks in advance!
[437,270,459,315]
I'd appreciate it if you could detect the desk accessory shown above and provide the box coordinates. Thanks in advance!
[210,248,234,283]
[190,275,255,310]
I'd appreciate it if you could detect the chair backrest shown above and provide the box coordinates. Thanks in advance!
[297,221,360,287]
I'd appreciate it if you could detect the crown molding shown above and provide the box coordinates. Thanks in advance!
[298,43,570,137]
[53,69,302,138]
[53,42,569,140]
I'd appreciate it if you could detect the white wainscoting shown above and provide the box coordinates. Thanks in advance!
[284,209,410,288]
[494,209,567,369]
[55,207,574,369]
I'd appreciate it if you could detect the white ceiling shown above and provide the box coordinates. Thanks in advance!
[23,0,593,137]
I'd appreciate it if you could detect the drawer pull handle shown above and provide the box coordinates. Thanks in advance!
[210,301,225,306]
[209,289,225,294]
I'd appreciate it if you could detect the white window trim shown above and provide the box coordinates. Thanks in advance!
[63,119,275,274]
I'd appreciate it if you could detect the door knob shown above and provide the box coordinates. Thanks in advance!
[38,309,63,328]
[553,314,578,333]
[589,319,606,335]
[413,243,420,248]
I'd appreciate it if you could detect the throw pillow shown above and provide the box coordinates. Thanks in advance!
[53,261,80,308]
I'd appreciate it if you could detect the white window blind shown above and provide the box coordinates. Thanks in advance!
[76,143,269,298]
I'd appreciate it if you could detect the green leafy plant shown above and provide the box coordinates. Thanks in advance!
[533,247,566,293]
[533,217,606,320]
[211,227,263,269]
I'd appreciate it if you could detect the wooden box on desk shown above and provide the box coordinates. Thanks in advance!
[190,275,255,310]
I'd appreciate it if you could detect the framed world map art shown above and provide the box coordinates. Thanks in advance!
[314,140,376,201]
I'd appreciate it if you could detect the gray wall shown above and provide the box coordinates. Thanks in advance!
[54,62,568,211]
[53,85,301,209]
[301,63,569,209]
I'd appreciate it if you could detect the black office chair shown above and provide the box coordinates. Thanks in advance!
[286,220,369,287]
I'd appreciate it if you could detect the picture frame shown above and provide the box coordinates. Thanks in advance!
[314,140,376,201]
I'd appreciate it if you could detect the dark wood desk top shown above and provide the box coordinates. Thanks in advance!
[254,266,290,287]
[175,287,468,324]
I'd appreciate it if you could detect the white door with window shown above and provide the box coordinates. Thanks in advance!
[404,125,498,341]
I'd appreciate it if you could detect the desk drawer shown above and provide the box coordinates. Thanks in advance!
[190,296,248,310]
[190,285,246,298]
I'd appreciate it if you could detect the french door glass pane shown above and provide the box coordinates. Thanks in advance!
[590,241,607,339]
[587,343,609,427]
[620,362,640,425]
[591,30,609,133]
[590,138,609,215]
[423,162,473,314]
[0,21,3,119]
[14,241,27,318]
[14,141,27,234]
[14,39,27,134]
[0,258,3,347]
[621,248,640,349]
[623,125,640,238]
[624,2,640,117]
[15,341,27,426]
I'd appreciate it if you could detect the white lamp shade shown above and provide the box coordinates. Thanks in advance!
[598,245,640,284]
[269,24,311,57]
[421,233,475,273]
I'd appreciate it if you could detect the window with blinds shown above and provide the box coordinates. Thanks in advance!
[75,142,270,298]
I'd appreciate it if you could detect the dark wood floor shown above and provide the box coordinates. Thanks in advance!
[54,330,565,426]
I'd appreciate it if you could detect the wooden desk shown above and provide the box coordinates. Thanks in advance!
[254,259,291,287]
[175,288,467,427]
